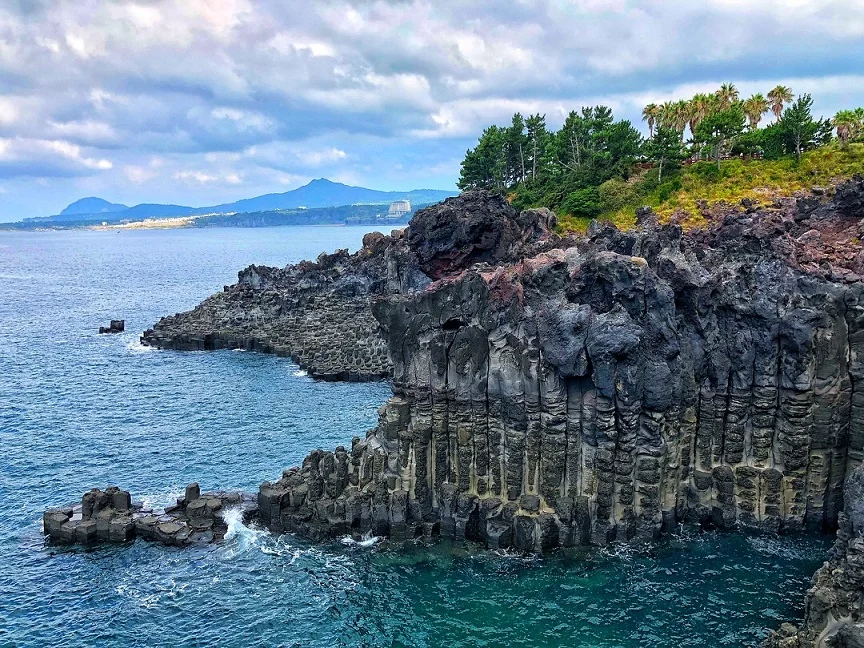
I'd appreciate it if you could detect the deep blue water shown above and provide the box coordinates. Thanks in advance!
[0,226,830,647]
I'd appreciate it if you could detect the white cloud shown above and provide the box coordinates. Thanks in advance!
[123,165,157,184]
[0,0,862,220]
[295,147,348,166]
[174,169,242,184]
[209,107,274,132]
[0,137,112,177]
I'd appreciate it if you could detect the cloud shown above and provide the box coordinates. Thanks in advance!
[294,147,347,166]
[174,169,243,185]
[0,137,112,177]
[0,0,861,220]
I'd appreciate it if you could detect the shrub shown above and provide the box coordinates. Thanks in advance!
[560,187,602,218]
[597,178,640,212]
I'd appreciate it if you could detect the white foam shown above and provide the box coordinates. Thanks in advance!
[140,488,184,511]
[125,338,154,353]
[221,507,270,556]
[292,369,308,377]
[340,531,381,548]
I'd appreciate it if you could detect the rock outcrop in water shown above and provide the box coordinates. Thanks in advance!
[98,319,124,334]
[44,484,257,547]
[247,181,864,553]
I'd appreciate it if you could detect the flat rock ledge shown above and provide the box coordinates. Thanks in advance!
[43,484,257,547]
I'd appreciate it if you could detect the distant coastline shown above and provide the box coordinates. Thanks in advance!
[7,178,456,232]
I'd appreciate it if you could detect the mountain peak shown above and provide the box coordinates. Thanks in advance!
[60,197,128,216]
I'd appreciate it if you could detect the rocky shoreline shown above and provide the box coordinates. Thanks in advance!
[48,181,864,643]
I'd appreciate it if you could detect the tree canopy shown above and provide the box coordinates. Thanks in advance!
[457,82,859,218]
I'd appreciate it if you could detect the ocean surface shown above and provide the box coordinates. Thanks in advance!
[0,226,831,647]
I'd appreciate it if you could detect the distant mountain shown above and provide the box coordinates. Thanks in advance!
[205,179,456,213]
[59,197,128,216]
[29,179,457,226]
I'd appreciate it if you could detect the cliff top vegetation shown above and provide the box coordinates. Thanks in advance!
[456,85,864,233]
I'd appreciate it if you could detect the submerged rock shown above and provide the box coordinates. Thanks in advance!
[43,484,257,547]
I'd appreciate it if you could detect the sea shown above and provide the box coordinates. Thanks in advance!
[0,226,831,647]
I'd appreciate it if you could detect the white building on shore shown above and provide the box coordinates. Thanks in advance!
[387,200,411,220]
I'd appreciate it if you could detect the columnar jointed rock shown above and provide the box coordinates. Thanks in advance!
[762,464,864,647]
[259,180,864,553]
[43,484,257,547]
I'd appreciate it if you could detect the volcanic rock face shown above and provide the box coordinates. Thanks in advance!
[762,465,864,647]
[140,191,553,381]
[140,249,397,381]
[258,180,864,553]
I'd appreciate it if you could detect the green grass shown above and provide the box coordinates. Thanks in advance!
[556,144,864,233]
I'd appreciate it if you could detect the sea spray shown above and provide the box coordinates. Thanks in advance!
[340,531,381,548]
[221,507,269,556]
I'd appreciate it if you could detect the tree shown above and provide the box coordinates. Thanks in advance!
[457,125,506,190]
[742,94,769,129]
[642,103,660,137]
[767,85,794,120]
[505,113,528,184]
[525,113,550,184]
[693,105,745,169]
[833,109,864,147]
[716,83,740,109]
[778,94,833,162]
[599,119,642,178]
[643,125,687,182]
[659,100,678,131]
[555,110,589,171]
[688,93,711,135]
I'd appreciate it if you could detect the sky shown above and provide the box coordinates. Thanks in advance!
[0,0,863,222]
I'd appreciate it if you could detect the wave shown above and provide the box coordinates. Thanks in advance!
[340,531,381,548]
[125,338,154,353]
[139,488,184,511]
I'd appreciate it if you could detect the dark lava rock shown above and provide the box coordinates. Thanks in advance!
[99,319,124,334]
[43,484,257,548]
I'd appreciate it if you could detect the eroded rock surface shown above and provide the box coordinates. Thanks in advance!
[140,191,556,381]
[762,464,864,647]
[256,179,864,553]
[43,484,257,547]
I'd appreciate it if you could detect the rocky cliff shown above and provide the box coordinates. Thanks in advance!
[763,464,864,647]
[140,182,864,551]
[243,179,864,557]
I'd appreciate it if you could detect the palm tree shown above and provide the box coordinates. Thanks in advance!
[642,103,660,137]
[687,93,714,136]
[833,110,857,147]
[767,85,794,120]
[674,100,689,139]
[855,108,864,140]
[742,94,769,129]
[660,101,677,130]
[689,93,711,131]
[716,83,740,109]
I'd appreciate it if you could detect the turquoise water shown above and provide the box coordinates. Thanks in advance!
[0,227,830,647]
